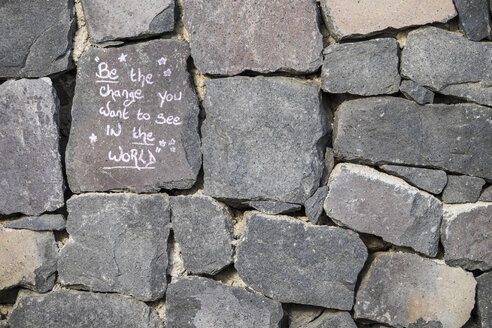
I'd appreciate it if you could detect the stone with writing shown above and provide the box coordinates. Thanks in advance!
[453,0,492,41]
[380,165,447,195]
[399,80,435,105]
[5,214,65,231]
[442,175,486,204]
[66,39,201,193]
[476,271,492,328]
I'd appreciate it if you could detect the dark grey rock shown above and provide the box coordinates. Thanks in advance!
[479,186,492,201]
[401,27,492,107]
[334,97,492,180]
[0,0,74,77]
[5,215,65,231]
[58,193,170,301]
[243,201,301,215]
[324,163,442,257]
[321,38,400,96]
[202,77,328,205]
[8,290,163,328]
[453,0,492,41]
[170,195,233,275]
[442,175,486,204]
[399,80,435,105]
[236,212,367,309]
[408,319,444,328]
[166,277,283,328]
[442,202,492,271]
[380,165,447,195]
[476,271,492,328]
[66,39,201,193]
[302,311,357,328]
[354,252,476,328]
[305,186,328,224]
[0,79,65,215]
[321,147,335,185]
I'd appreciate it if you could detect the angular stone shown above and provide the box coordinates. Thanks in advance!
[321,147,335,185]
[202,77,328,204]
[401,27,492,107]
[0,79,65,215]
[302,311,357,328]
[66,39,201,193]
[400,80,435,105]
[81,0,174,43]
[476,271,492,328]
[170,195,233,275]
[321,38,400,96]
[243,201,301,215]
[287,305,324,328]
[324,164,442,256]
[58,193,170,301]
[442,175,486,204]
[334,97,492,180]
[320,0,456,41]
[236,212,367,309]
[166,277,283,328]
[183,0,323,75]
[441,202,492,271]
[5,214,65,231]
[305,186,328,225]
[454,0,492,41]
[354,252,476,328]
[380,165,447,195]
[479,185,492,201]
[8,290,163,328]
[0,228,57,293]
[0,0,74,77]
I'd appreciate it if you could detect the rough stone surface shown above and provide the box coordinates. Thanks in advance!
[479,186,492,201]
[441,202,492,271]
[287,305,324,328]
[166,277,283,328]
[236,212,367,309]
[5,215,65,231]
[333,97,492,180]
[324,163,442,256]
[380,165,447,195]
[321,38,400,96]
[401,27,492,107]
[243,201,301,215]
[66,39,201,193]
[442,175,486,204]
[170,195,233,275]
[58,193,170,301]
[8,290,163,328]
[476,271,492,328]
[183,0,323,75]
[305,186,329,225]
[0,79,65,216]
[0,0,74,77]
[453,0,492,41]
[321,147,335,185]
[0,228,57,293]
[399,80,435,105]
[354,252,476,328]
[202,77,328,205]
[81,0,174,43]
[320,0,456,41]
[302,311,357,328]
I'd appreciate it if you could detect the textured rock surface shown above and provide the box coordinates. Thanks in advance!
[321,147,335,185]
[243,201,301,215]
[5,214,65,231]
[324,164,442,256]
[236,212,367,309]
[334,97,492,180]
[170,195,233,275]
[302,311,357,328]
[442,175,486,204]
[380,165,447,195]
[476,272,492,328]
[202,77,327,204]
[354,252,476,328]
[321,38,400,96]
[183,0,323,75]
[399,80,435,105]
[453,0,492,41]
[287,305,324,328]
[58,193,170,301]
[305,186,329,224]
[441,202,492,271]
[479,186,492,201]
[0,79,65,216]
[8,290,163,328]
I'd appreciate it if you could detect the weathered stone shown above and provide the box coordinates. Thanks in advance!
[441,202,492,271]
[183,0,323,75]
[305,186,328,225]
[302,311,357,328]
[321,38,400,96]
[479,185,492,201]
[354,252,476,328]
[66,39,201,193]
[442,175,486,204]
[400,80,435,105]
[8,290,163,328]
[476,271,492,328]
[202,77,328,204]
[166,277,283,328]
[81,0,174,43]
[401,27,492,107]
[320,0,456,41]
[0,79,65,216]
[0,0,74,77]
[454,0,492,41]
[324,164,442,256]
[236,212,367,309]
[321,147,335,185]
[58,193,170,301]
[287,305,324,328]
[243,201,301,215]
[334,97,492,180]
[0,228,57,293]
[380,165,447,195]
[170,195,233,275]
[5,215,65,231]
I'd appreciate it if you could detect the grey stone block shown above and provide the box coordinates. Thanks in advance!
[476,271,492,328]
[479,185,492,201]
[380,165,447,195]
[304,186,329,225]
[5,215,65,231]
[442,175,486,204]
[400,80,435,104]
[453,0,492,41]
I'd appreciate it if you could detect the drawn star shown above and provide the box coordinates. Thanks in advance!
[163,68,172,77]
[157,57,167,65]
[89,133,97,144]
[118,53,127,63]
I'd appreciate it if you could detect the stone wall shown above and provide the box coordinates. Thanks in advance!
[0,0,491,327]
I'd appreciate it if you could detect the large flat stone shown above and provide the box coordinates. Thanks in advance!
[324,163,442,256]
[58,193,170,301]
[5,214,65,231]
[453,0,492,41]
[166,277,283,328]
[354,252,476,328]
[236,212,367,309]
[380,165,447,195]
[202,77,328,204]
[333,97,492,180]
[442,175,486,204]
[183,0,323,75]
[66,39,201,193]
[476,271,492,328]
[0,79,65,215]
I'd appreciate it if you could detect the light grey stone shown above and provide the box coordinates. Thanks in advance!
[5,214,65,231]
[380,165,447,194]
[442,175,486,204]
[305,186,328,225]
[479,185,492,201]
[476,271,492,328]
[243,200,301,215]
[399,80,435,104]
[453,0,492,41]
